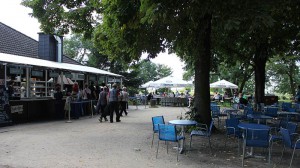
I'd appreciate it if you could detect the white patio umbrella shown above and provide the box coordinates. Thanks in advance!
[210,79,238,89]
[149,75,193,88]
[140,81,157,88]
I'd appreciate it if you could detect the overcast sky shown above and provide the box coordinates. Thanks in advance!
[0,0,185,79]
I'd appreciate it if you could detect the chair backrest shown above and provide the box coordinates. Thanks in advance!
[210,102,218,106]
[280,127,292,148]
[225,118,239,135]
[244,106,254,116]
[278,118,289,129]
[158,124,177,142]
[152,116,165,132]
[294,103,300,111]
[286,122,298,134]
[287,107,296,112]
[282,102,292,111]
[245,128,270,148]
[211,105,220,116]
[265,107,278,117]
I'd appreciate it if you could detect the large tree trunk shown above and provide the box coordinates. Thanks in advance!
[193,14,212,126]
[254,44,268,106]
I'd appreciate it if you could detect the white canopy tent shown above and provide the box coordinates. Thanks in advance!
[210,79,238,89]
[141,76,193,89]
[0,53,121,77]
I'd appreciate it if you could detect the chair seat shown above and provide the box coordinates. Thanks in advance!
[270,135,282,141]
[177,135,185,141]
[191,130,207,136]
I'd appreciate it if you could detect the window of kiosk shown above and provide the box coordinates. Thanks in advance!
[7,67,26,98]
[31,70,45,97]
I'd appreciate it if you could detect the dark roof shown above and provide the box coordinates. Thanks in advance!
[0,22,81,65]
[0,22,38,58]
[63,55,82,64]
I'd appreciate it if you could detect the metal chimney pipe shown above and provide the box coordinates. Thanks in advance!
[54,35,62,63]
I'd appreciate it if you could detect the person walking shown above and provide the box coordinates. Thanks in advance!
[120,87,129,116]
[82,83,91,115]
[108,83,121,123]
[97,87,109,122]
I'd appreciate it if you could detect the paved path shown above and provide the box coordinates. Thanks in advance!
[0,105,291,168]
[0,106,203,168]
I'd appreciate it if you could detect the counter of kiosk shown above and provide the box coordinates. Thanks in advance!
[9,97,63,123]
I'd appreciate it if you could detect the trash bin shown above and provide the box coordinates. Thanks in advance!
[150,99,156,107]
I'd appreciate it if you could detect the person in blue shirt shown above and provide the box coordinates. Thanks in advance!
[108,83,121,123]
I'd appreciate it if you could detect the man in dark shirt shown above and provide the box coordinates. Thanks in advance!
[89,81,96,100]
[54,84,64,119]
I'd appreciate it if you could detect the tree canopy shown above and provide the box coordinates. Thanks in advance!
[22,0,300,125]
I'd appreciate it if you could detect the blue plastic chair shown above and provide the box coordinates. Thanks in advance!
[270,122,298,155]
[211,105,226,127]
[225,118,242,154]
[282,102,292,111]
[190,121,214,153]
[151,116,165,148]
[280,127,300,168]
[265,107,279,117]
[156,124,184,161]
[242,128,271,167]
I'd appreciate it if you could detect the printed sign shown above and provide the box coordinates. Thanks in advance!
[65,73,73,79]
[10,105,23,114]
[77,74,85,80]
[9,68,23,75]
[49,72,59,78]
[89,75,96,81]
[32,70,43,77]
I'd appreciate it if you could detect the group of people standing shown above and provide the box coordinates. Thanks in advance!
[95,83,129,123]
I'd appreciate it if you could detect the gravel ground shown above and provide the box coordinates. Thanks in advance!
[0,105,298,168]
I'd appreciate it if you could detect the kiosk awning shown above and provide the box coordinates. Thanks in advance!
[0,53,121,77]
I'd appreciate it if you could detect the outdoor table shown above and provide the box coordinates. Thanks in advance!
[168,119,198,154]
[223,108,240,117]
[238,123,271,158]
[278,111,300,120]
[247,114,273,124]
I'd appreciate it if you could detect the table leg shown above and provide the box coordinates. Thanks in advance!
[179,126,185,154]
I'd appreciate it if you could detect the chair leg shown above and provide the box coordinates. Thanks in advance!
[242,141,246,167]
[290,147,296,168]
[177,142,179,162]
[268,146,271,164]
[156,140,160,159]
[151,132,155,148]
[190,135,192,148]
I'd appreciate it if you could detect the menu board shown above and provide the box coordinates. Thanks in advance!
[49,72,59,78]
[32,70,43,77]
[9,68,23,75]
[0,85,11,124]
